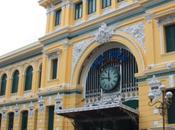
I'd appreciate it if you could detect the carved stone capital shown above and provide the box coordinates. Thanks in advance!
[38,96,45,112]
[29,102,35,117]
[14,104,20,117]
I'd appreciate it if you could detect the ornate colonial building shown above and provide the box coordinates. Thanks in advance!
[0,0,175,130]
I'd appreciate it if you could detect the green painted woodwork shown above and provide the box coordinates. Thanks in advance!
[8,112,14,130]
[168,89,175,124]
[48,106,55,130]
[21,111,28,130]
[12,70,19,93]
[165,24,175,53]
[123,100,138,109]
[24,66,33,91]
[0,74,7,96]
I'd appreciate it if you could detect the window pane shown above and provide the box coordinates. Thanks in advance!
[47,106,55,130]
[21,111,28,130]
[8,113,14,130]
[39,65,42,88]
[55,10,61,26]
[168,89,175,123]
[52,59,58,79]
[0,74,7,96]
[165,24,175,52]
[25,66,33,91]
[88,0,96,14]
[75,2,83,20]
[12,70,19,93]
[102,0,111,8]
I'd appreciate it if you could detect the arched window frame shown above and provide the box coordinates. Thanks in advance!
[24,66,33,91]
[11,70,19,93]
[0,74,7,96]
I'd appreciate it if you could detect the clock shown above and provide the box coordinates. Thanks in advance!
[99,66,120,92]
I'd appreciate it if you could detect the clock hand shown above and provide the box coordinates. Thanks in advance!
[101,77,108,80]
[108,69,110,81]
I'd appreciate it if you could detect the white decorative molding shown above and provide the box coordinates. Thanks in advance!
[55,93,63,113]
[14,104,20,116]
[61,0,73,8]
[72,39,94,76]
[38,96,45,112]
[120,22,145,49]
[95,23,113,44]
[147,75,162,101]
[2,106,7,120]
[158,15,175,25]
[29,102,35,117]
[118,1,129,8]
[85,92,122,107]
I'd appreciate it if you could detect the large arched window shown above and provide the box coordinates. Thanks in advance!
[24,66,33,91]
[0,74,7,96]
[11,70,19,93]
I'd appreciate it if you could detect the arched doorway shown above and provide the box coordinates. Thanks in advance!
[57,42,139,130]
[76,43,138,130]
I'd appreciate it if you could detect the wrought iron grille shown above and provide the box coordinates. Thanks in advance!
[85,48,138,99]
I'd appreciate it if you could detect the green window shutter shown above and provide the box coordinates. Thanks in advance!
[0,74,7,96]
[12,70,19,93]
[52,59,58,79]
[55,10,61,26]
[8,112,14,130]
[75,2,83,20]
[165,24,175,53]
[25,66,33,91]
[48,106,55,130]
[21,111,28,130]
[88,0,96,14]
[168,89,175,124]
[39,65,42,88]
[102,0,111,8]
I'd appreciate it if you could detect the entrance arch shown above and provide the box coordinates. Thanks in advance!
[72,33,145,86]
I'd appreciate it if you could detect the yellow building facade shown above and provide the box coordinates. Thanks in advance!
[0,0,175,130]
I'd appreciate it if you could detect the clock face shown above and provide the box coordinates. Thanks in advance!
[99,66,120,91]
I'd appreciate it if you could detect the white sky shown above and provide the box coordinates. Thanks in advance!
[0,0,46,56]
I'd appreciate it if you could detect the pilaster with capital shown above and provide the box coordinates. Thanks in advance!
[82,0,88,21]
[64,0,74,26]
[18,69,25,96]
[144,13,155,65]
[1,106,8,130]
[5,73,12,98]
[13,104,20,130]
[96,0,102,15]
[112,0,118,9]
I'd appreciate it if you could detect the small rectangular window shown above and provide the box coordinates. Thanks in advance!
[75,2,83,20]
[47,106,55,130]
[88,0,96,14]
[164,24,175,53]
[55,9,61,26]
[51,58,58,79]
[102,0,111,8]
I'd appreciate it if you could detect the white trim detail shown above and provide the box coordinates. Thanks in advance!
[95,23,113,44]
[120,22,145,49]
[71,39,95,77]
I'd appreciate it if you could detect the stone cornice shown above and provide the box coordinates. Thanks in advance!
[0,42,43,68]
